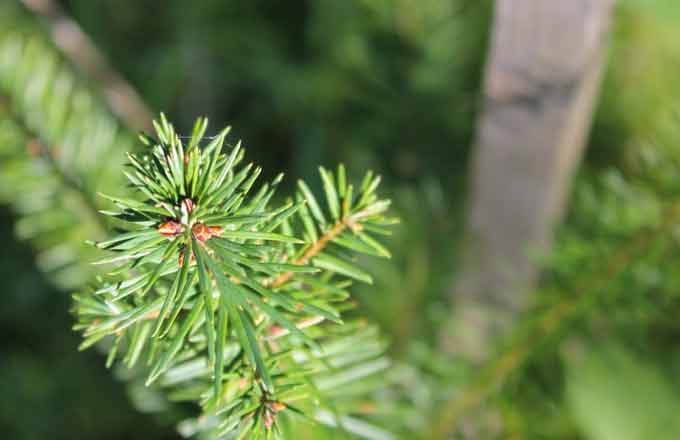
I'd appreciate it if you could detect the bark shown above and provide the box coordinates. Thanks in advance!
[443,0,616,359]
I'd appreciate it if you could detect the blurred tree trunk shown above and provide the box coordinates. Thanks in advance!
[442,0,616,360]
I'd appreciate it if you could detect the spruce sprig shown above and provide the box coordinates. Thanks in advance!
[73,114,397,438]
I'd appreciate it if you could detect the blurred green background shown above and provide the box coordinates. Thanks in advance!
[3,0,680,438]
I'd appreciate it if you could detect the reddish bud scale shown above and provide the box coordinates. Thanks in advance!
[208,225,224,237]
[192,223,212,242]
[271,401,286,412]
[191,223,224,242]
[159,221,182,236]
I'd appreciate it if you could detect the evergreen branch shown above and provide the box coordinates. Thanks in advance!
[73,115,397,438]
[1,5,397,437]
[0,1,137,287]
[269,216,350,288]
[0,93,107,234]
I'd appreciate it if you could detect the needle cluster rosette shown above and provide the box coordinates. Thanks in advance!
[73,114,398,438]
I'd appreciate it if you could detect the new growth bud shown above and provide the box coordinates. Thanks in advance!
[158,221,183,236]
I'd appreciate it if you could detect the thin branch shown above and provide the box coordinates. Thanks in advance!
[269,219,349,288]
[266,315,325,341]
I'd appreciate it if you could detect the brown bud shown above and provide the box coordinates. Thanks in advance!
[159,221,182,236]
[271,401,286,412]
[192,223,212,242]
[208,225,224,237]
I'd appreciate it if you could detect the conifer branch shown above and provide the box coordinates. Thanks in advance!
[2,5,397,436]
[270,217,350,288]
[1,93,107,233]
[0,1,137,288]
[72,114,397,439]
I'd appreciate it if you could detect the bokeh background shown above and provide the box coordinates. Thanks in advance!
[3,0,680,439]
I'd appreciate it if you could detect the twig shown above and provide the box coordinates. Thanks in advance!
[269,219,349,288]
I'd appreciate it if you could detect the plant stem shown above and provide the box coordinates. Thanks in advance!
[269,219,348,288]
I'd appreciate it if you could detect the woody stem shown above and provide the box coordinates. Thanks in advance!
[269,219,349,288]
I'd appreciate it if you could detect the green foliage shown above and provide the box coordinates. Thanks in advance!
[0,4,398,437]
[59,0,490,186]
[7,0,680,439]
[0,1,133,289]
[565,343,680,440]
[73,115,397,438]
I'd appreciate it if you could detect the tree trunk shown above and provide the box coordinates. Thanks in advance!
[442,0,616,360]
